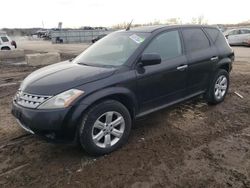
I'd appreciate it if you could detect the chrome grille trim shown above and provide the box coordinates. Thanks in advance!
[14,90,51,109]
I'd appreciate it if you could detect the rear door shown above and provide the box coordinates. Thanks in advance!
[136,30,188,113]
[181,27,217,95]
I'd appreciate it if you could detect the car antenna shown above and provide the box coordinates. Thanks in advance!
[126,19,133,31]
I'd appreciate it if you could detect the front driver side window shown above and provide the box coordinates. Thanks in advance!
[143,30,182,61]
[229,30,240,35]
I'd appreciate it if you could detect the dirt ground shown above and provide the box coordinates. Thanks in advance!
[0,46,250,188]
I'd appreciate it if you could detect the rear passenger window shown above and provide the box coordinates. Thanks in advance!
[182,28,210,52]
[143,30,182,60]
[204,28,219,43]
[215,32,230,49]
[1,37,9,42]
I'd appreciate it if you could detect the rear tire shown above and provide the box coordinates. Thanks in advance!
[78,100,131,156]
[206,69,229,104]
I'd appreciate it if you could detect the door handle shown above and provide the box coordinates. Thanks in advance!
[177,64,188,71]
[210,56,219,61]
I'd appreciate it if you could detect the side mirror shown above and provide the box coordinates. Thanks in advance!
[140,53,161,66]
[225,34,229,39]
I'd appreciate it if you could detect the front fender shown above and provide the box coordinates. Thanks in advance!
[79,86,138,113]
[64,87,138,142]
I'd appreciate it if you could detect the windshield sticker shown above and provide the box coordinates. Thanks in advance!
[129,34,145,44]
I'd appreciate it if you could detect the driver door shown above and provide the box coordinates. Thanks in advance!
[136,30,188,113]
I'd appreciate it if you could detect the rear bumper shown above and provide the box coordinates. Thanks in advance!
[11,101,88,143]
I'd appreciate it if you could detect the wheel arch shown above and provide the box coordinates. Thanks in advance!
[216,57,232,72]
[79,87,138,120]
[68,87,137,143]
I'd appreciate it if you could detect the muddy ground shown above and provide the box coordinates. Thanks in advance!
[0,47,250,188]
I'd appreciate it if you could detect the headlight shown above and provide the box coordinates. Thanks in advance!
[37,89,84,109]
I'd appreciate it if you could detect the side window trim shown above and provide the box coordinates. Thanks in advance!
[201,27,212,46]
[177,29,185,55]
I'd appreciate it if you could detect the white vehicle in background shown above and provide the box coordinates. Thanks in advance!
[0,32,17,50]
[224,28,250,46]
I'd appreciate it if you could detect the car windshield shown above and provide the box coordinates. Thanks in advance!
[74,31,149,67]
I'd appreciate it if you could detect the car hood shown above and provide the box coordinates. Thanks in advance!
[20,61,115,95]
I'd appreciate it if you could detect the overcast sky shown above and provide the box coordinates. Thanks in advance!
[1,0,250,28]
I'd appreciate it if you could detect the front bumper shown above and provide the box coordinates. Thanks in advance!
[16,119,34,134]
[11,101,88,143]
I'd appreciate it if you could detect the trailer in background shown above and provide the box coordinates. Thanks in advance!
[51,29,114,44]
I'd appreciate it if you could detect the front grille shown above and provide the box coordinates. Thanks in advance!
[14,90,51,109]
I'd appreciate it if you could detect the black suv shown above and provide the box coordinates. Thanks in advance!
[12,25,234,155]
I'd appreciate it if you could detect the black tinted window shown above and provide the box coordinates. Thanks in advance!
[204,28,219,43]
[182,28,210,52]
[144,30,182,60]
[215,32,230,49]
[1,37,9,42]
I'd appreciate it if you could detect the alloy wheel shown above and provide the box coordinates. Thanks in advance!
[214,75,228,100]
[91,111,125,148]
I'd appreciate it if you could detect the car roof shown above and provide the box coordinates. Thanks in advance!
[129,24,217,33]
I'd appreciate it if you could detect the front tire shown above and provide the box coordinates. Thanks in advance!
[79,100,132,155]
[206,69,229,104]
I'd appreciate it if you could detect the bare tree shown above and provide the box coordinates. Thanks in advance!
[112,18,184,29]
[165,18,182,24]
[191,15,208,24]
